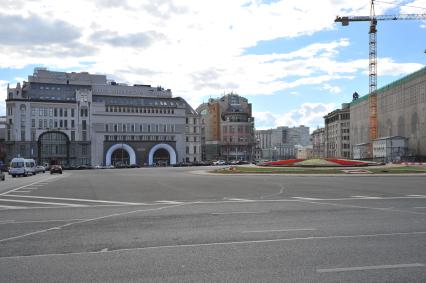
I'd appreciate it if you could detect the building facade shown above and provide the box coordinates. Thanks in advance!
[350,67,426,161]
[197,93,255,161]
[5,68,201,166]
[324,104,351,159]
[0,116,6,164]
[255,125,310,160]
[311,127,325,158]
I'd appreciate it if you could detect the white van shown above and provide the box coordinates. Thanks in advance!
[9,158,36,177]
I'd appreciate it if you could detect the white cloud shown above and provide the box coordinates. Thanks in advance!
[0,80,8,116]
[322,83,341,94]
[0,0,423,118]
[254,102,336,130]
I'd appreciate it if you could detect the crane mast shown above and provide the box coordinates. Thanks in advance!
[369,0,378,141]
[335,0,426,157]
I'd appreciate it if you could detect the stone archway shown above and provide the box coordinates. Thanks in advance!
[148,144,177,166]
[105,143,136,166]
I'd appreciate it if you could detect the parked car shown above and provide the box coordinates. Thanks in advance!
[0,164,9,172]
[213,160,227,166]
[0,170,5,181]
[35,165,46,173]
[50,165,63,174]
[9,158,36,177]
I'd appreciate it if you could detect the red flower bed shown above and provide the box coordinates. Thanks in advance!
[264,159,305,166]
[325,158,368,166]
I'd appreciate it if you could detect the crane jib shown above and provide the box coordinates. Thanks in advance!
[335,14,426,23]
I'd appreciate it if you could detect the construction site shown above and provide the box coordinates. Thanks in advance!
[334,0,426,162]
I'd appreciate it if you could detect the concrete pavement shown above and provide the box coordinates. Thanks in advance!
[0,167,425,282]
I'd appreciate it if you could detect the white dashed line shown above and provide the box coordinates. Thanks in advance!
[243,228,317,233]
[211,211,268,215]
[317,263,425,273]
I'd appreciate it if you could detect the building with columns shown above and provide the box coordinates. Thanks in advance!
[4,68,201,167]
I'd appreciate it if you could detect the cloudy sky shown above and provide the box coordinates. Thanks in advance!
[0,0,425,130]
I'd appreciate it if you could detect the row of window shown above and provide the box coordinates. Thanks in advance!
[31,107,76,118]
[104,135,176,142]
[31,119,77,129]
[222,125,251,133]
[105,105,175,115]
[185,146,198,154]
[222,136,251,143]
[105,123,175,133]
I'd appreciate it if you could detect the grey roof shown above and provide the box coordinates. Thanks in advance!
[93,95,184,107]
[22,82,89,102]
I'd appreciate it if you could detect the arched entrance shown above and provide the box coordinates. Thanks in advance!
[111,149,130,166]
[38,131,70,166]
[105,144,136,166]
[148,144,177,166]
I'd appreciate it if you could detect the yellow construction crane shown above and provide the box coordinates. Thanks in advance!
[335,0,426,156]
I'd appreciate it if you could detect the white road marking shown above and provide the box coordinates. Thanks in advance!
[351,195,381,199]
[155,201,184,204]
[0,205,23,210]
[211,211,268,215]
[11,191,31,193]
[224,198,254,202]
[2,231,426,259]
[243,228,317,233]
[0,176,63,196]
[0,203,187,243]
[317,263,425,273]
[0,218,88,225]
[293,198,426,215]
[0,220,17,224]
[3,195,145,205]
[0,198,85,207]
[260,187,285,199]
[292,197,321,200]
[407,195,426,197]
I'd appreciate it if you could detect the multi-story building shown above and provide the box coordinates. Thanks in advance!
[324,103,350,159]
[351,66,426,161]
[311,127,325,158]
[197,93,255,161]
[0,116,6,164]
[5,68,201,166]
[255,125,310,160]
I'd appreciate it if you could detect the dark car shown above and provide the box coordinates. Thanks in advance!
[0,170,5,181]
[50,165,63,174]
[0,164,9,172]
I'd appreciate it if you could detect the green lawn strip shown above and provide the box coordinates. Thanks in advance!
[211,166,426,174]
[368,166,426,174]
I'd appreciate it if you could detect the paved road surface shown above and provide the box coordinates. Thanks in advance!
[0,167,425,282]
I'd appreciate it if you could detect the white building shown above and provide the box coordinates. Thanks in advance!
[5,68,201,167]
[255,125,310,160]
